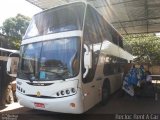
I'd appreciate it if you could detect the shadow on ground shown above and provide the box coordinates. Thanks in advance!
[0,90,160,120]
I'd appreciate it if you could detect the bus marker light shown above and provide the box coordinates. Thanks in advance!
[84,92,89,96]
[34,102,45,108]
[70,103,76,108]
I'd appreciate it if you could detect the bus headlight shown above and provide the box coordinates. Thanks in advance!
[55,88,77,97]
[71,88,76,93]
[66,90,70,94]
[61,90,65,95]
[56,92,60,96]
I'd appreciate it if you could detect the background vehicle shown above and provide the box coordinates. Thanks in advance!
[7,2,133,113]
[6,51,19,103]
[0,48,19,104]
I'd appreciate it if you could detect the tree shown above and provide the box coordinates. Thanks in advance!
[1,14,30,49]
[124,33,160,64]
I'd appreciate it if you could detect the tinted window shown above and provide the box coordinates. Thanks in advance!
[24,3,85,39]
[103,55,128,75]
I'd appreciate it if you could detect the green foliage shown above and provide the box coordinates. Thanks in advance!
[1,14,30,49]
[124,34,160,64]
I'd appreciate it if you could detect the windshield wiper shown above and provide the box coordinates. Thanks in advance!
[22,71,38,83]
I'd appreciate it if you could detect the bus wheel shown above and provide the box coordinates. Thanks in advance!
[101,81,110,105]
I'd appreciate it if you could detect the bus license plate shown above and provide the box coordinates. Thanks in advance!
[34,103,45,108]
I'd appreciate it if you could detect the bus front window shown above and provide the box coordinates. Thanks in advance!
[24,3,85,39]
[18,43,42,81]
[39,37,80,81]
[18,37,80,81]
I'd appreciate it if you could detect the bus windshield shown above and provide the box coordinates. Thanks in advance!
[18,37,80,81]
[24,3,85,39]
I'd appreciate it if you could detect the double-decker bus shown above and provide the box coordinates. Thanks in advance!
[14,2,133,113]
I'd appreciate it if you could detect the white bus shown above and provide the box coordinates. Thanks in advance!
[13,2,133,113]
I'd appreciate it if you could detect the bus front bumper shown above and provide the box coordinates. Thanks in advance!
[16,92,84,114]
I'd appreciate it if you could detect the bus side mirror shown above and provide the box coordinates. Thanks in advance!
[83,44,92,78]
[7,54,19,78]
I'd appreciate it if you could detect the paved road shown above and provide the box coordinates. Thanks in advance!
[1,91,160,120]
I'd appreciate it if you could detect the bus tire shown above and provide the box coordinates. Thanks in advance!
[101,80,110,105]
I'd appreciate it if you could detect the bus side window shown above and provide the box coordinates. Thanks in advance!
[103,55,128,76]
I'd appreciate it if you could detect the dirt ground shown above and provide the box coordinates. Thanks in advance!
[0,90,160,120]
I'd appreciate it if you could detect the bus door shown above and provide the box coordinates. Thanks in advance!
[82,78,98,111]
[82,44,100,111]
